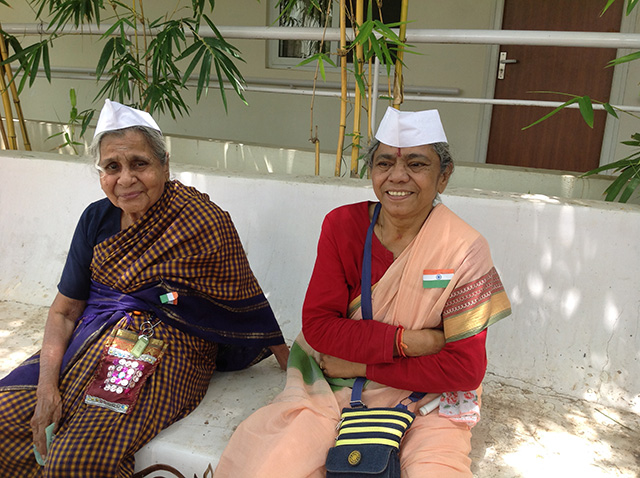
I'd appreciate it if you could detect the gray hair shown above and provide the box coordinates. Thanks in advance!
[365,140,454,175]
[89,125,168,172]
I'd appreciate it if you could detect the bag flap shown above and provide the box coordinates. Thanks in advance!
[325,444,394,474]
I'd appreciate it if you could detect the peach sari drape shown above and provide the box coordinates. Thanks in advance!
[214,204,511,478]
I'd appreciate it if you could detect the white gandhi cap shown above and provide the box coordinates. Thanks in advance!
[94,99,162,138]
[374,107,447,147]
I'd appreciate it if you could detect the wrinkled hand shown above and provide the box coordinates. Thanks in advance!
[31,383,62,460]
[269,343,290,370]
[318,354,366,379]
[402,328,445,357]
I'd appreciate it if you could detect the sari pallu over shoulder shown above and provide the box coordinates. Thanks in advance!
[89,180,284,370]
[353,204,512,426]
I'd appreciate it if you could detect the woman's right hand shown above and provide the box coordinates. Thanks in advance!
[30,292,85,460]
[31,382,62,460]
[399,328,445,357]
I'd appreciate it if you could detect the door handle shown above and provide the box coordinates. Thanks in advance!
[498,51,518,79]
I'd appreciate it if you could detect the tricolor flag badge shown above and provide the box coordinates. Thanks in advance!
[159,291,179,305]
[423,269,454,289]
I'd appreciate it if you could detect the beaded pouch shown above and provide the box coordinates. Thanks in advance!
[85,327,167,414]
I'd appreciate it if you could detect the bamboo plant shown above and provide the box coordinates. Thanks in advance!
[0,0,248,126]
[279,0,411,177]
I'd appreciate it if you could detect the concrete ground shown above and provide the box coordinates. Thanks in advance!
[1,300,639,477]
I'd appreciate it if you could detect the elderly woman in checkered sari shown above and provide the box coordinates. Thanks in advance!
[0,100,289,477]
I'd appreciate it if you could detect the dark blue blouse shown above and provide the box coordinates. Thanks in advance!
[58,198,120,300]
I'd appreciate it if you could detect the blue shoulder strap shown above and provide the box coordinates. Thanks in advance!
[360,202,381,322]
[351,202,425,410]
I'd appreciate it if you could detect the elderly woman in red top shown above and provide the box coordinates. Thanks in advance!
[0,100,288,477]
[215,107,511,478]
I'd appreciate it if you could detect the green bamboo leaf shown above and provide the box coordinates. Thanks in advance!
[582,157,634,176]
[353,71,367,98]
[368,37,385,63]
[96,38,115,78]
[607,50,640,67]
[353,21,375,45]
[181,47,205,85]
[176,41,201,62]
[100,21,124,40]
[28,46,41,87]
[602,102,619,118]
[296,53,323,66]
[578,96,594,127]
[41,41,51,82]
[600,0,617,15]
[604,166,636,201]
[318,56,326,81]
[80,110,95,137]
[522,97,580,130]
[618,176,640,203]
[214,61,230,111]
[196,52,212,102]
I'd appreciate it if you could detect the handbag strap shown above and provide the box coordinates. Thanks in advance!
[350,202,426,410]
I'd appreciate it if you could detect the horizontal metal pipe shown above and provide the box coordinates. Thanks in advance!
[37,67,461,96]
[5,23,640,49]
[36,69,640,112]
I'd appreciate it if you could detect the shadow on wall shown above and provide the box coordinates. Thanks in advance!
[446,192,640,412]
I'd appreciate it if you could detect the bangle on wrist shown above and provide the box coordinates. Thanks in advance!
[396,325,409,358]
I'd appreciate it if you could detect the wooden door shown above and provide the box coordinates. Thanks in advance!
[486,0,623,172]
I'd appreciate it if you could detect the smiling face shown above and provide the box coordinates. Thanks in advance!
[98,129,169,228]
[371,143,452,222]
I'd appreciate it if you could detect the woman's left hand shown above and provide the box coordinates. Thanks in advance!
[318,354,366,378]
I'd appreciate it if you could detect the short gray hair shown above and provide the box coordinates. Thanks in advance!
[365,140,454,175]
[89,125,168,171]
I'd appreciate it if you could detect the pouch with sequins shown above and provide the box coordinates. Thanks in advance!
[84,327,167,414]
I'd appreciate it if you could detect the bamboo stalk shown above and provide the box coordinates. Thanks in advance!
[392,0,409,109]
[367,56,373,143]
[0,25,31,150]
[0,108,8,149]
[309,0,331,175]
[349,0,364,178]
[314,130,320,176]
[0,47,17,149]
[334,0,348,176]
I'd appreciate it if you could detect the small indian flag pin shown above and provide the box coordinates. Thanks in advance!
[423,269,454,289]
[159,291,179,305]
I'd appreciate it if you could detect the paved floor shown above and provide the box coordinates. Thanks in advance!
[1,300,639,477]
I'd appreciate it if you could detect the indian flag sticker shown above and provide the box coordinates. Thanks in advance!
[423,269,454,289]
[159,291,179,305]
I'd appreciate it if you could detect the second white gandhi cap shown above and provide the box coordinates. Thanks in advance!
[374,106,447,147]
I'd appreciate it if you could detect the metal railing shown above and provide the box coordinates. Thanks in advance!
[5,23,640,115]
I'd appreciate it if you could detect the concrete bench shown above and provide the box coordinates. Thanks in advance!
[2,151,639,476]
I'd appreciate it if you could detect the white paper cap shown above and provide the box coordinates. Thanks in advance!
[94,99,161,138]
[374,107,447,147]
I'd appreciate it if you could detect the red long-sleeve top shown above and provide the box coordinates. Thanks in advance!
[302,202,487,393]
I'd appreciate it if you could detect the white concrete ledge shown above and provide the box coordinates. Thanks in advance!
[2,150,640,475]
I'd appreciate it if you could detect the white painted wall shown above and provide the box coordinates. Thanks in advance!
[1,150,639,414]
